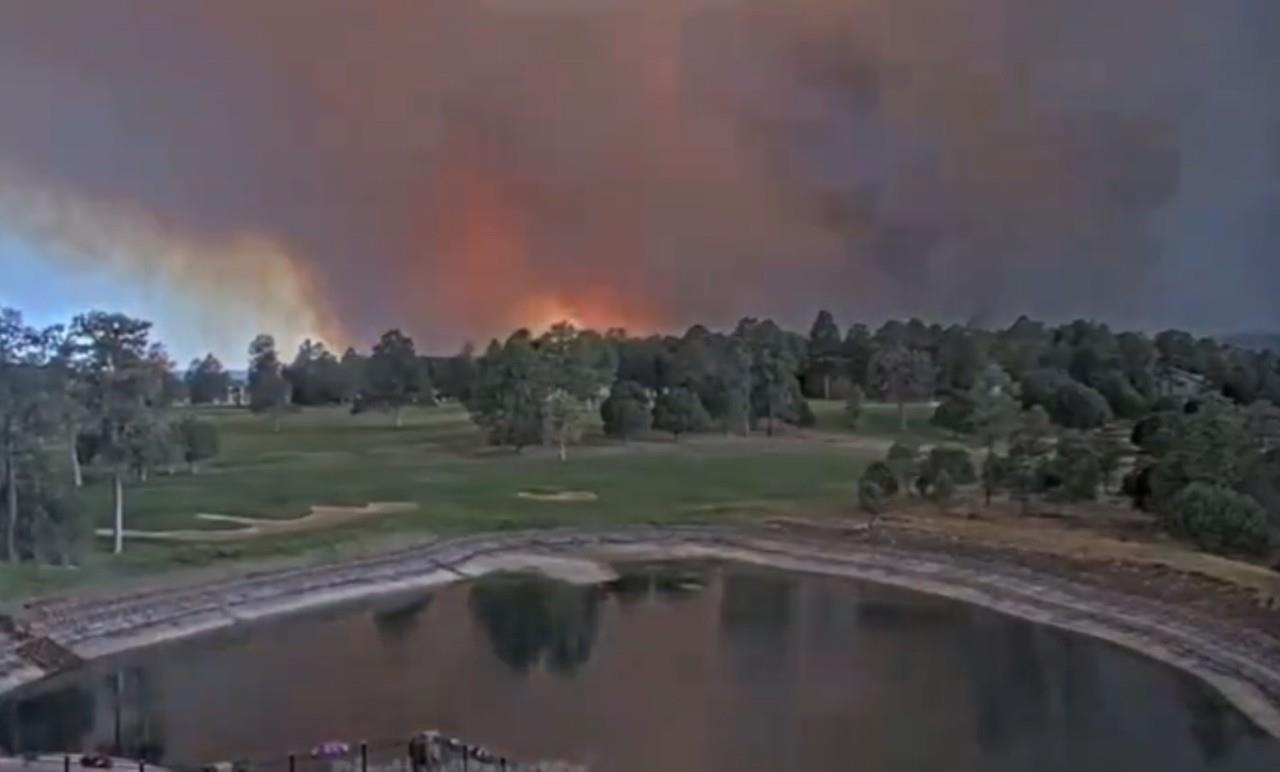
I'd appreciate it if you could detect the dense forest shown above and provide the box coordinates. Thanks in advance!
[4,306,1280,567]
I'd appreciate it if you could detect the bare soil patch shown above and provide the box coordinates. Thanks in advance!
[516,489,598,503]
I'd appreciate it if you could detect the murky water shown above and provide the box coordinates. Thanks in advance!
[3,563,1280,771]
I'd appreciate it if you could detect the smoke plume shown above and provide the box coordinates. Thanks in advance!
[0,0,1276,354]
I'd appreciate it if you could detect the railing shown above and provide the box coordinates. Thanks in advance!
[3,733,584,772]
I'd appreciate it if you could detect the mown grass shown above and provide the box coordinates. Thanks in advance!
[2,404,888,600]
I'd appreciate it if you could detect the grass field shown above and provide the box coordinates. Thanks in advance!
[2,402,908,599]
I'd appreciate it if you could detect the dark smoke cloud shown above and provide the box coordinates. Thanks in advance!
[0,0,1276,352]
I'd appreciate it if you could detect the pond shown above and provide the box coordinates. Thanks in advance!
[2,563,1279,771]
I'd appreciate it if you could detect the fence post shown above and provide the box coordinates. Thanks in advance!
[360,742,367,772]
[288,754,296,772]
[63,756,70,772]
[139,759,145,772]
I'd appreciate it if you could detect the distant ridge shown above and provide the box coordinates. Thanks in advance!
[1223,332,1280,353]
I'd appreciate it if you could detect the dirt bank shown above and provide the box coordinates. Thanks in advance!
[4,525,1280,739]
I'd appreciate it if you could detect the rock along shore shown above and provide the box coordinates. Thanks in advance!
[4,525,1280,739]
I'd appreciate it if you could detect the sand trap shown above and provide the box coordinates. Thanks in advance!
[95,502,418,543]
[516,490,598,502]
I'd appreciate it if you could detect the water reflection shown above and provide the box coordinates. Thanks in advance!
[4,564,1280,772]
[467,573,602,674]
[372,593,433,644]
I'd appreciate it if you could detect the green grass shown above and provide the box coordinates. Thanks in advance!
[3,404,880,600]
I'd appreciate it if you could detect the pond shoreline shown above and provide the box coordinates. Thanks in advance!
[4,525,1280,739]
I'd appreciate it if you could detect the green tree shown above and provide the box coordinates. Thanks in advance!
[844,385,865,429]
[70,311,164,555]
[1092,431,1127,493]
[465,334,547,451]
[184,354,232,405]
[930,469,955,511]
[858,477,885,527]
[863,460,900,498]
[931,394,975,436]
[600,380,652,441]
[1007,406,1055,514]
[0,309,57,562]
[247,334,291,431]
[362,329,431,427]
[969,365,1022,452]
[981,452,1009,507]
[842,324,875,390]
[537,322,618,402]
[1091,370,1149,419]
[284,340,345,406]
[736,319,809,435]
[1051,432,1101,502]
[543,390,589,461]
[174,416,220,474]
[937,326,988,392]
[653,386,710,441]
[1051,380,1113,430]
[868,344,936,433]
[1164,483,1270,555]
[805,309,846,399]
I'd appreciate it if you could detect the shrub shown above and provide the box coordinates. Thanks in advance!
[1163,483,1271,555]
[863,461,900,498]
[858,477,885,516]
[886,440,921,491]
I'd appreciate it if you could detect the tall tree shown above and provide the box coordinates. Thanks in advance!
[537,323,617,402]
[736,318,809,435]
[543,390,590,461]
[285,340,345,406]
[601,380,652,441]
[70,311,163,555]
[0,309,56,561]
[185,354,232,405]
[868,343,937,432]
[1007,406,1055,515]
[805,310,845,399]
[465,334,547,451]
[247,334,291,431]
[174,415,221,474]
[363,329,431,427]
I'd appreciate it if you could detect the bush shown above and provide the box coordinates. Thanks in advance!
[1163,483,1271,555]
[1052,381,1113,430]
[886,440,920,491]
[927,446,977,485]
[858,477,885,515]
[863,461,900,498]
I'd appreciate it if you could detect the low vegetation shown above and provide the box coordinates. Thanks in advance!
[4,305,1280,600]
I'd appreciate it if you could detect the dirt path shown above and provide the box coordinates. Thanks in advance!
[5,525,1280,739]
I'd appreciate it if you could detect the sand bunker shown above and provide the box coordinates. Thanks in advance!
[516,489,598,502]
[95,502,418,543]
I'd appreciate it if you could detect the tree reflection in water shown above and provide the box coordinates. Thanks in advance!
[468,573,603,675]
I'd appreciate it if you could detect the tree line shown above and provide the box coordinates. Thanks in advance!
[6,303,1280,567]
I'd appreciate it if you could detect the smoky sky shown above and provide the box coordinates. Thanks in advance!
[0,0,1277,352]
